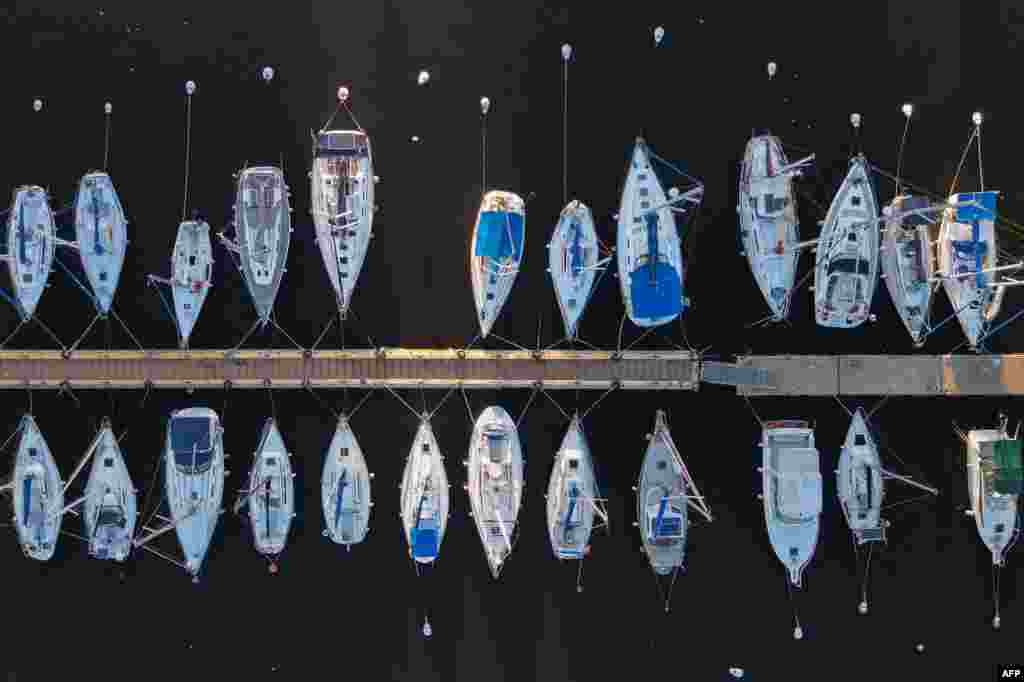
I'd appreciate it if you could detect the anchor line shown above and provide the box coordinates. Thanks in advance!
[948,127,978,198]
[304,383,339,421]
[516,384,540,430]
[784,572,803,637]
[266,383,277,423]
[562,51,568,206]
[481,113,487,193]
[539,387,569,421]
[182,93,194,223]
[895,113,911,197]
[103,108,112,172]
[581,384,618,421]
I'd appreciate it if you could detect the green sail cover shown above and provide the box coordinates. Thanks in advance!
[991,439,1024,495]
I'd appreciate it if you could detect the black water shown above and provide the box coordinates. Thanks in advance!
[2,2,1022,680]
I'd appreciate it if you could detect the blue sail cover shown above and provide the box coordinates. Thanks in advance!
[955,191,999,223]
[411,519,439,559]
[474,211,524,261]
[333,470,348,531]
[170,417,212,469]
[630,263,682,319]
[562,485,579,541]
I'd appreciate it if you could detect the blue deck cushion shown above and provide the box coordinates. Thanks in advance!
[630,262,682,319]
[412,520,439,559]
[474,211,524,261]
[954,191,998,223]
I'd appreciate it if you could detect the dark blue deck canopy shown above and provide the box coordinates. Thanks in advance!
[630,263,682,319]
[170,417,212,470]
[954,190,999,223]
[474,211,524,261]
[412,520,439,559]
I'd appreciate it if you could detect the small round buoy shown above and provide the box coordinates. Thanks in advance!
[850,113,862,129]
[262,66,274,83]
[767,61,777,79]
[972,111,983,126]
[33,99,42,112]
[858,601,868,615]
[417,70,430,86]
[993,615,1001,630]
[729,669,745,679]
[654,26,665,45]
[410,135,420,143]
[185,80,196,96]
[105,102,112,114]
[423,618,432,638]
[668,187,680,199]
[268,562,278,575]
[915,643,924,653]
[577,585,583,593]
[337,86,349,103]
[561,44,572,61]
[793,626,803,640]
[192,575,199,584]
[902,103,913,118]
[480,96,490,115]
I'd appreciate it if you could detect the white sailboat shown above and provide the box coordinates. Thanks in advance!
[8,415,62,560]
[1,186,62,320]
[880,195,938,346]
[813,155,880,328]
[465,406,524,579]
[73,172,128,315]
[321,414,373,549]
[470,190,526,338]
[148,220,213,348]
[547,201,611,340]
[400,417,449,566]
[234,418,295,571]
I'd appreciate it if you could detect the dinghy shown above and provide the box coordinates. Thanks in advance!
[10,415,62,561]
[737,131,815,321]
[73,172,128,315]
[546,414,607,563]
[937,191,1009,350]
[77,421,136,561]
[321,415,372,549]
[880,195,937,346]
[470,191,526,337]
[220,166,292,324]
[2,186,57,320]
[163,407,225,578]
[466,406,524,578]
[311,129,374,316]
[760,419,822,588]
[635,410,712,611]
[148,220,213,349]
[547,201,611,339]
[813,155,879,328]
[616,137,701,328]
[965,421,1021,567]
[400,417,449,566]
[237,419,295,565]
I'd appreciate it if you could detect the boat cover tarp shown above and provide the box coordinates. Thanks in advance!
[900,195,935,227]
[992,439,1024,495]
[170,417,212,469]
[474,211,524,261]
[954,191,999,223]
[412,521,438,559]
[630,263,682,319]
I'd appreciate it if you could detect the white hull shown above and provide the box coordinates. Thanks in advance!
[738,134,801,320]
[164,407,225,576]
[11,415,62,561]
[82,425,136,562]
[545,415,597,560]
[246,419,294,557]
[470,190,526,337]
[762,420,821,587]
[466,406,524,578]
[236,166,291,322]
[637,411,689,574]
[814,156,879,328]
[966,429,1020,565]
[74,172,127,315]
[938,191,1001,349]
[836,409,884,543]
[169,221,213,348]
[616,138,686,328]
[881,195,936,346]
[548,201,605,338]
[5,186,56,320]
[400,419,449,565]
[311,130,374,314]
[321,416,372,547]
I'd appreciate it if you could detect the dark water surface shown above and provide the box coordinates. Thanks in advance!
[1,2,1022,680]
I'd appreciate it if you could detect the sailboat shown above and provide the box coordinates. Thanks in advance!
[400,417,449,566]
[311,128,374,316]
[63,419,137,562]
[547,201,611,340]
[616,137,702,328]
[836,408,938,614]
[2,186,58,320]
[72,172,128,315]
[321,414,373,549]
[465,406,524,579]
[635,410,712,611]
[962,416,1021,628]
[880,195,937,346]
[8,415,62,560]
[545,415,609,582]
[760,419,822,588]
[470,190,526,337]
[737,131,815,322]
[158,408,226,579]
[147,221,213,348]
[219,166,292,324]
[235,419,295,570]
[814,155,880,328]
